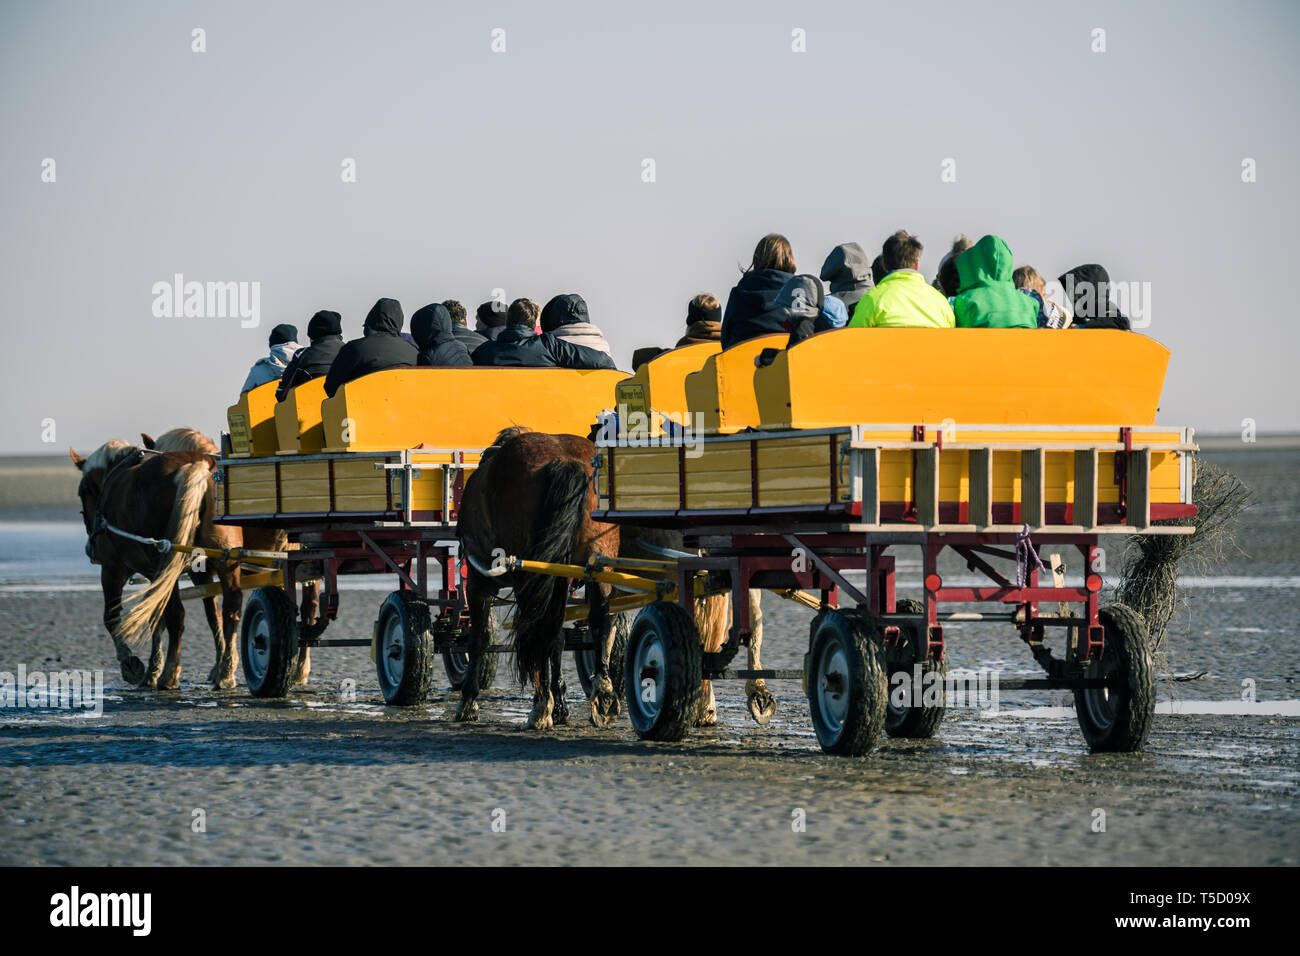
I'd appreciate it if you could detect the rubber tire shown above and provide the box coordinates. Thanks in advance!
[1074,604,1155,753]
[443,606,498,692]
[884,598,948,739]
[242,586,298,699]
[623,601,703,742]
[806,609,888,756]
[375,591,434,706]
[575,611,630,701]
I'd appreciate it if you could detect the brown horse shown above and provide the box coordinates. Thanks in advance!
[142,428,314,688]
[70,441,236,689]
[455,428,620,729]
[454,427,732,730]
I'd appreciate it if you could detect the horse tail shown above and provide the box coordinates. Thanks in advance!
[115,459,211,646]
[512,458,591,685]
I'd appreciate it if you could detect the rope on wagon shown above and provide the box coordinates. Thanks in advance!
[1015,523,1046,589]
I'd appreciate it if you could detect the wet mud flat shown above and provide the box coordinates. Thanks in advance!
[1,592,1297,866]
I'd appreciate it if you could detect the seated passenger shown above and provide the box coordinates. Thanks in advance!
[241,324,300,394]
[540,294,613,355]
[952,235,1039,329]
[819,242,874,316]
[276,310,343,401]
[720,233,796,348]
[323,298,418,397]
[475,300,508,341]
[1057,264,1132,330]
[1012,265,1070,329]
[443,299,487,352]
[411,303,473,367]
[471,298,617,369]
[759,276,849,362]
[677,292,722,347]
[848,231,955,328]
[933,234,973,298]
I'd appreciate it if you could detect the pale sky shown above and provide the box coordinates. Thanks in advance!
[2,0,1297,453]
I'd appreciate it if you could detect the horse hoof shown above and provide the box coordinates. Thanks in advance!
[523,712,554,732]
[747,691,777,726]
[453,699,479,723]
[588,689,619,728]
[553,702,570,726]
[121,657,147,686]
[214,674,237,691]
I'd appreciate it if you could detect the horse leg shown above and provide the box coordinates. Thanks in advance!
[454,572,492,722]
[549,630,569,726]
[587,582,620,727]
[291,580,317,686]
[523,662,554,731]
[187,565,222,684]
[745,589,776,724]
[102,565,147,685]
[695,593,728,727]
[214,563,242,690]
[142,627,165,689]
[158,588,184,690]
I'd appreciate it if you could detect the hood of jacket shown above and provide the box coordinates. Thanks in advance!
[820,243,874,299]
[774,274,824,327]
[1058,264,1131,328]
[363,298,404,337]
[410,303,455,350]
[956,235,1015,292]
[540,294,589,332]
[307,310,343,341]
[680,319,721,344]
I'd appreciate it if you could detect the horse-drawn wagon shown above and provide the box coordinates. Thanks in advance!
[214,366,627,702]
[588,328,1196,754]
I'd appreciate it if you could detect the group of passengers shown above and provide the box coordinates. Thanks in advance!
[239,230,1136,395]
[241,293,617,396]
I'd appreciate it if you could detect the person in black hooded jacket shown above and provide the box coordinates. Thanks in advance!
[276,310,344,401]
[472,298,617,369]
[1058,264,1132,330]
[323,298,419,397]
[720,233,796,349]
[411,303,473,367]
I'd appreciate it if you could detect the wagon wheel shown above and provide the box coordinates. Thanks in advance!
[805,609,888,756]
[623,601,703,742]
[1074,604,1155,752]
[242,586,299,699]
[376,591,434,706]
[442,602,500,692]
[575,610,630,702]
[884,598,948,739]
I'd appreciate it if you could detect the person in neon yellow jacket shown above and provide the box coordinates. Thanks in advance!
[847,230,956,328]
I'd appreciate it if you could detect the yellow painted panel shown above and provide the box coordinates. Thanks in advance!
[274,378,328,454]
[320,367,627,453]
[615,342,720,437]
[226,381,280,456]
[756,328,1170,429]
[685,335,785,434]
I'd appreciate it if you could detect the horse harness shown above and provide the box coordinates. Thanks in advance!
[83,447,163,566]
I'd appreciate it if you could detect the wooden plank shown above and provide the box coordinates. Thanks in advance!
[1021,447,1045,528]
[969,448,993,527]
[859,447,880,525]
[1128,448,1151,529]
[1073,448,1098,529]
[916,446,939,526]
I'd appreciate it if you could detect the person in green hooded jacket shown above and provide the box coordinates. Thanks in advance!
[952,235,1039,329]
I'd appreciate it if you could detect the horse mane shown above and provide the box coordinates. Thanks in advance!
[83,440,136,475]
[491,425,531,447]
[149,427,217,455]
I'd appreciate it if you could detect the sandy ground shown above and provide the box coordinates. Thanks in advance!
[1,590,1295,866]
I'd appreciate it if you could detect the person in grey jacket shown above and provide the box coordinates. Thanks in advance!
[241,324,300,394]
[539,293,613,356]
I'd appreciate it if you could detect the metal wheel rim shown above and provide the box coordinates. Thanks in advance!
[381,613,405,687]
[247,608,270,682]
[631,629,666,723]
[816,638,850,735]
